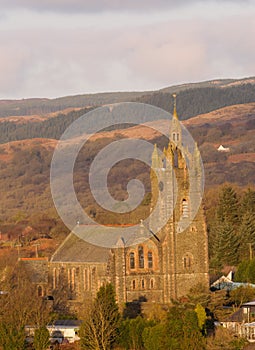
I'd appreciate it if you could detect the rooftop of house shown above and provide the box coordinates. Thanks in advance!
[50,319,82,328]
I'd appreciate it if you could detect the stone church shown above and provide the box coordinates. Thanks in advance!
[24,98,209,306]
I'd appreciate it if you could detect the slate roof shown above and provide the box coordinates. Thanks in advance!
[50,223,156,264]
[50,233,111,263]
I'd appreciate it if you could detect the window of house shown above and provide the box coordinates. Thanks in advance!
[138,246,144,268]
[148,251,153,268]
[130,252,135,269]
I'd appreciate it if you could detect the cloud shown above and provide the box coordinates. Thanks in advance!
[0,0,253,13]
[0,1,254,99]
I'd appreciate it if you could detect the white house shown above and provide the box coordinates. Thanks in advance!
[26,319,82,344]
[217,145,230,152]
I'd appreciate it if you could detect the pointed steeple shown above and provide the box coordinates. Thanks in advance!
[172,93,179,120]
[170,93,182,147]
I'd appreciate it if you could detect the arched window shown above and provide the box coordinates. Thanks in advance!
[148,251,153,268]
[138,246,144,268]
[150,279,154,289]
[84,269,89,291]
[132,280,136,290]
[173,133,176,141]
[176,133,179,141]
[182,199,189,218]
[130,252,135,269]
[141,279,145,289]
[71,268,76,291]
[183,253,193,269]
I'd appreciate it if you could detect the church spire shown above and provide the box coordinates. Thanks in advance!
[170,93,182,147]
[172,93,178,120]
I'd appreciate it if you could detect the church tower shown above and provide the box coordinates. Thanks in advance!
[150,94,209,302]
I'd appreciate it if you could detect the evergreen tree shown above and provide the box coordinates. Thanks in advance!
[118,316,155,350]
[216,222,239,266]
[235,260,250,282]
[241,188,255,215]
[33,326,50,350]
[238,211,255,260]
[216,186,239,226]
[213,186,240,267]
[164,307,184,349]
[247,258,255,283]
[181,310,206,350]
[142,324,165,350]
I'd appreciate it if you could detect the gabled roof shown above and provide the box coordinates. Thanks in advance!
[242,300,255,307]
[51,233,111,263]
[224,308,243,322]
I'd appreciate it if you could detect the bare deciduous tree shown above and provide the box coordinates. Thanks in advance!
[80,283,120,350]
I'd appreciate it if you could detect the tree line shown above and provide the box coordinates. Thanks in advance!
[0,271,249,350]
[208,186,255,270]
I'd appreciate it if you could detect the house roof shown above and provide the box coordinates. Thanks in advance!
[50,232,111,263]
[244,322,255,327]
[224,308,243,322]
[242,300,255,307]
[52,319,82,327]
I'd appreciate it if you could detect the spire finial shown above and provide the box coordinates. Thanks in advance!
[172,93,178,119]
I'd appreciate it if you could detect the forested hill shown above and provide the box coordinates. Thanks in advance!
[0,108,93,144]
[136,83,255,120]
[0,77,255,118]
[0,91,149,118]
[1,78,255,144]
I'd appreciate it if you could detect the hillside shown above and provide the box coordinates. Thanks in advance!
[0,76,255,119]
[1,79,255,145]
[0,102,254,230]
[0,79,254,260]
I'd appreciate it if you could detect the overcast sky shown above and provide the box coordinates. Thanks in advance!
[0,0,255,99]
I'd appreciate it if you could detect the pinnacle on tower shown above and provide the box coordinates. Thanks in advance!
[170,93,182,146]
[172,93,179,120]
